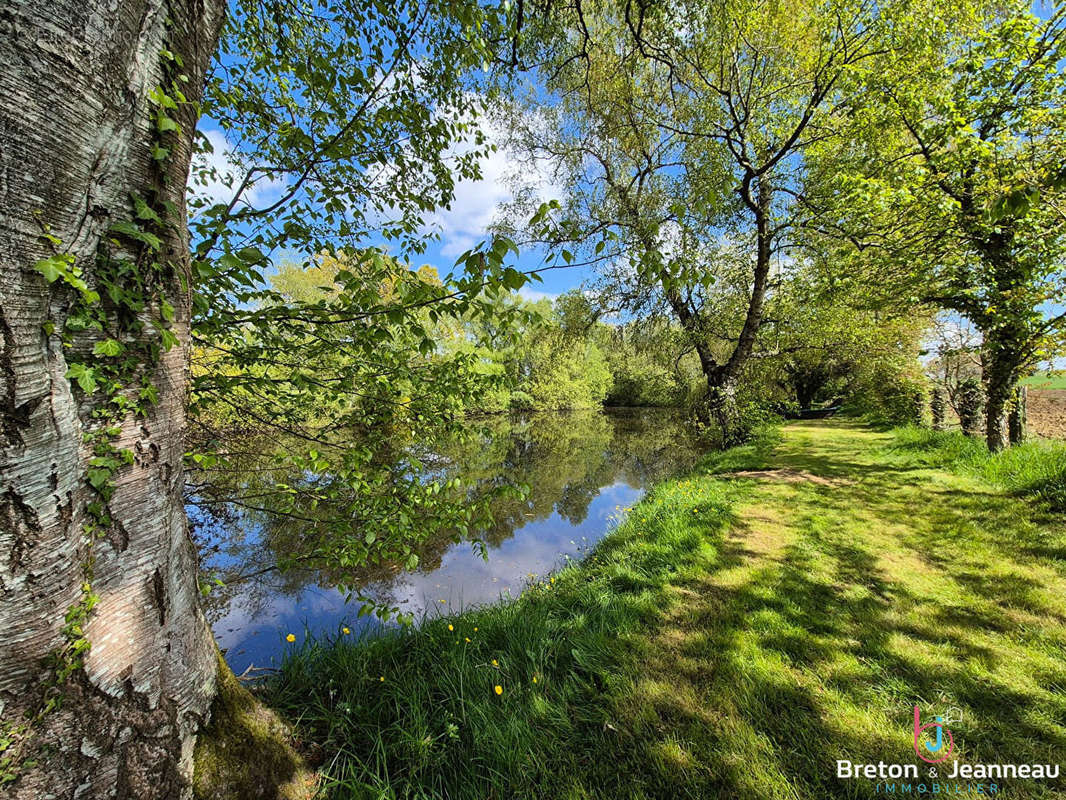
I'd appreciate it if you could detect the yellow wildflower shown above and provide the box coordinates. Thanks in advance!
[448,624,454,631]
[342,627,350,635]
[286,633,296,643]
[494,685,503,695]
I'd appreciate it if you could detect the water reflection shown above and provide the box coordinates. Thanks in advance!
[192,408,701,674]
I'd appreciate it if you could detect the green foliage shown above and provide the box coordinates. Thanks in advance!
[824,5,1066,444]
[33,250,98,304]
[181,1,567,582]
[737,270,933,425]
[598,320,697,408]
[497,0,891,440]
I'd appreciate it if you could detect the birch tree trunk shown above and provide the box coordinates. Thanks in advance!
[0,1,224,796]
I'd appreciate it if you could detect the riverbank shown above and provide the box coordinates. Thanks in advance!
[260,421,1066,799]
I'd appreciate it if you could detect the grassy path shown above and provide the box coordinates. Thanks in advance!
[264,421,1066,800]
[631,421,1066,799]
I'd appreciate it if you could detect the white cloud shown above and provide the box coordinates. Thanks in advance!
[189,128,287,211]
[518,286,558,304]
[426,117,564,261]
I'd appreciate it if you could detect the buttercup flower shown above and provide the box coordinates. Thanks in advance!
[286,633,296,643]
[494,685,503,695]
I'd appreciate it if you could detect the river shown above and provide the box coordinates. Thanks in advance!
[190,407,702,675]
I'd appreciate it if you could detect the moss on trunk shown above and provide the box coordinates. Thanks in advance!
[193,652,316,800]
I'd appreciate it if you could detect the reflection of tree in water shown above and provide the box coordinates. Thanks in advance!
[191,408,701,620]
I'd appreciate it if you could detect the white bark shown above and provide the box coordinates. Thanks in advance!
[0,0,224,796]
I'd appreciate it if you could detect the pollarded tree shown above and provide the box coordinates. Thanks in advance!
[836,6,1066,450]
[497,0,886,441]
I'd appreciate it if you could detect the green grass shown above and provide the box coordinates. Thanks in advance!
[267,422,1066,799]
[1020,371,1066,390]
[890,426,1066,510]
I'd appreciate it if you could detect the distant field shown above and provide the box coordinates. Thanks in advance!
[1029,388,1066,439]
[1022,371,1066,390]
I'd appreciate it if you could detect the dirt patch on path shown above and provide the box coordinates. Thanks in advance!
[723,468,850,487]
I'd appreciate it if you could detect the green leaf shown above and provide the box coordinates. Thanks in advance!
[109,221,162,251]
[237,246,267,265]
[157,114,180,133]
[34,255,66,283]
[92,339,123,357]
[132,194,162,224]
[86,468,112,492]
[159,328,179,351]
[65,363,98,394]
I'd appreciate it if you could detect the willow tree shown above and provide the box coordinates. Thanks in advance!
[498,0,884,440]
[0,0,522,796]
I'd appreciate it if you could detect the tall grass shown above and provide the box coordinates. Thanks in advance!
[890,426,1066,509]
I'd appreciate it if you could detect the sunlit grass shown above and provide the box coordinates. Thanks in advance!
[266,421,1066,799]
[890,426,1066,510]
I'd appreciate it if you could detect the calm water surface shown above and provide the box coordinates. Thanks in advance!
[192,408,701,674]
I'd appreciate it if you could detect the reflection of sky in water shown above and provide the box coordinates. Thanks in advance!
[197,409,699,675]
[211,481,643,675]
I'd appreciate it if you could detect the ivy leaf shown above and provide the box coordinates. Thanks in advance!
[92,339,123,357]
[156,114,180,133]
[140,383,159,406]
[34,255,66,283]
[132,194,162,225]
[110,221,162,251]
[159,328,179,351]
[65,363,98,394]
[86,468,112,493]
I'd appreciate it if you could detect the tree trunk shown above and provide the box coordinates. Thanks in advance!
[984,384,1008,451]
[0,1,224,797]
[981,338,1019,452]
[1008,386,1026,444]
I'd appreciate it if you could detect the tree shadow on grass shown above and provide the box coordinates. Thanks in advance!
[574,465,1066,798]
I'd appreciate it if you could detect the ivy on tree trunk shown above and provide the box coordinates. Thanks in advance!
[0,1,224,796]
